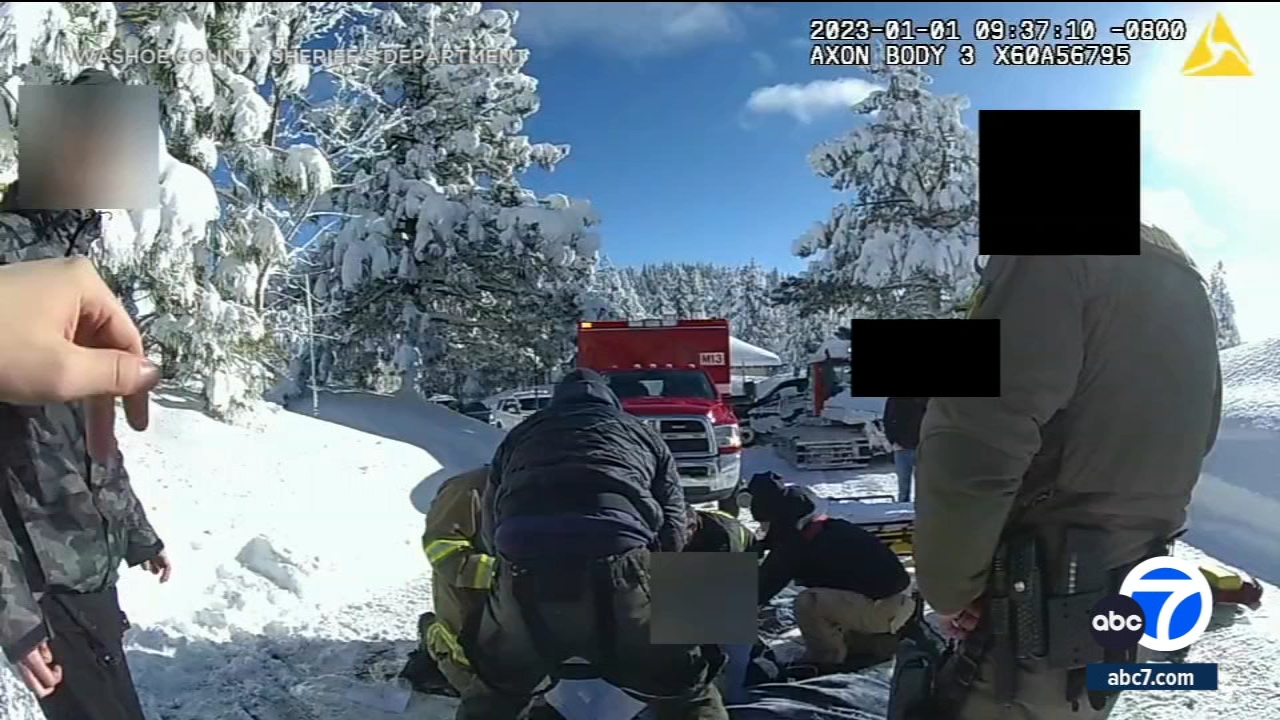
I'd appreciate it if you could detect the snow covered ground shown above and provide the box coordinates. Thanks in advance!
[1187,337,1280,587]
[0,386,500,719]
[1,339,1277,719]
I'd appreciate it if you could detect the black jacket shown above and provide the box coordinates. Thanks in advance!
[482,369,688,556]
[883,397,928,450]
[758,517,909,606]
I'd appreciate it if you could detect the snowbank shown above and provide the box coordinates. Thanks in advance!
[108,390,448,638]
[1219,337,1280,431]
[287,386,505,511]
[0,387,501,719]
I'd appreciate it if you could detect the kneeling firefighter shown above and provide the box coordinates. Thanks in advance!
[459,369,728,720]
[899,231,1223,720]
[400,465,494,696]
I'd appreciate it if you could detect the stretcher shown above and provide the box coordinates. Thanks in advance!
[824,493,915,556]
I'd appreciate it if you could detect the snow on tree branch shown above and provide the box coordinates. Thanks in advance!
[785,61,979,319]
[308,2,599,399]
[1209,260,1242,350]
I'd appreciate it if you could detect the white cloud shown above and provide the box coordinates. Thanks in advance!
[744,78,879,123]
[510,2,742,56]
[1140,3,1280,214]
[1140,188,1227,251]
[750,50,775,75]
[1139,2,1280,342]
[1139,187,1280,343]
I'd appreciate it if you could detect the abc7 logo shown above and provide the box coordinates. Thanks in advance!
[1090,556,1215,653]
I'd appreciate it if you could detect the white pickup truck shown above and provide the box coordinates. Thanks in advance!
[491,389,553,430]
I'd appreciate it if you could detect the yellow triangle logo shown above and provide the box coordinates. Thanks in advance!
[1182,13,1252,76]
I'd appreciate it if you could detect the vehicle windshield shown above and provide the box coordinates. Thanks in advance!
[519,396,551,412]
[605,369,717,400]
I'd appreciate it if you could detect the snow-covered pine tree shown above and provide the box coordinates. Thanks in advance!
[311,2,599,399]
[581,255,647,320]
[728,260,785,351]
[0,3,119,184]
[1208,260,1242,350]
[0,3,226,402]
[105,3,382,418]
[788,60,979,319]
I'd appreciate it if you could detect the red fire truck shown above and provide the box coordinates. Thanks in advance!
[577,318,743,509]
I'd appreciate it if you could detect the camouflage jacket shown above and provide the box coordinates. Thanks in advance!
[0,209,164,662]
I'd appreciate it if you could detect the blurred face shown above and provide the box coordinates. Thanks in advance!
[46,122,130,204]
[16,84,159,210]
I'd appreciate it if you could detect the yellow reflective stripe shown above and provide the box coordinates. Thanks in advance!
[424,538,470,565]
[425,621,470,667]
[739,526,754,550]
[458,554,495,590]
[708,510,737,521]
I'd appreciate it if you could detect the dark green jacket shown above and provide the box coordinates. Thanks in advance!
[915,226,1222,613]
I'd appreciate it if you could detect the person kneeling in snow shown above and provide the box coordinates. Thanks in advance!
[752,476,914,676]
[400,465,494,697]
[461,368,727,720]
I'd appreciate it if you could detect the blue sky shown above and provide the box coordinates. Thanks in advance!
[502,1,1279,342]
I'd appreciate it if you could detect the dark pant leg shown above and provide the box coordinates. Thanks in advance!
[595,549,730,720]
[457,562,563,720]
[38,587,146,720]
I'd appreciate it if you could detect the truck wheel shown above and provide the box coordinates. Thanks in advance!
[741,426,757,447]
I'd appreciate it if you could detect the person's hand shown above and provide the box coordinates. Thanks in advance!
[939,599,983,640]
[0,257,159,461]
[17,640,62,698]
[892,443,904,452]
[143,550,172,583]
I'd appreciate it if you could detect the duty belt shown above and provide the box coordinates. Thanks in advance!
[934,527,1183,717]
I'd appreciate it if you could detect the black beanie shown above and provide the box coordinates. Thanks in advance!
[746,471,785,520]
[69,68,123,86]
[750,481,816,527]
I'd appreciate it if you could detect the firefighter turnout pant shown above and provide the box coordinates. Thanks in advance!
[457,547,729,720]
[420,538,496,695]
